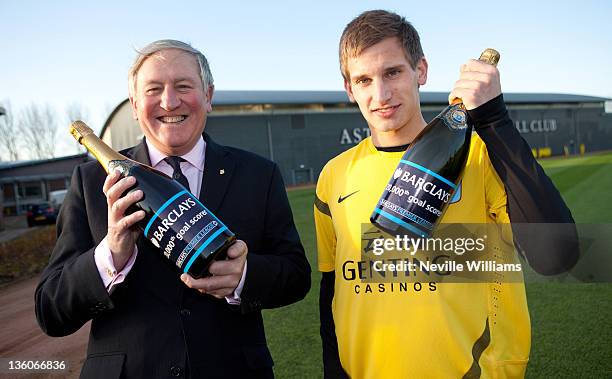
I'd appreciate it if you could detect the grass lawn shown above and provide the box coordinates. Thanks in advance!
[525,152,612,378]
[263,152,612,378]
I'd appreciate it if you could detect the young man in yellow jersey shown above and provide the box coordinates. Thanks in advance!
[315,10,578,378]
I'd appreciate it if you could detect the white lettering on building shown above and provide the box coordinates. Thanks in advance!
[515,119,558,133]
[340,128,371,144]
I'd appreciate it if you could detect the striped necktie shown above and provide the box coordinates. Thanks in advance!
[164,156,191,192]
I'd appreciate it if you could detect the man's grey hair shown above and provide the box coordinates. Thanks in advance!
[128,39,214,98]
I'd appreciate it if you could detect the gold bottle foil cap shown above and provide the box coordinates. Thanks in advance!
[478,48,500,67]
[69,120,94,143]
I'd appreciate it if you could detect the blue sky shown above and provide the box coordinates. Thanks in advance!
[1,0,611,155]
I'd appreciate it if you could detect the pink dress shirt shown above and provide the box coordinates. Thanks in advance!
[94,136,246,304]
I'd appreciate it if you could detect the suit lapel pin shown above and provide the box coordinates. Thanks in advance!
[219,169,225,175]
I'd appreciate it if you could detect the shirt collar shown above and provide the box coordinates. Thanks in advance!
[146,136,206,172]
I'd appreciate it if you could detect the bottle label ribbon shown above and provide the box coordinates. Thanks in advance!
[144,190,228,271]
[373,160,457,237]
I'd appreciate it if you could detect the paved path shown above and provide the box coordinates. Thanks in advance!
[0,276,89,378]
[0,216,36,244]
[0,228,34,244]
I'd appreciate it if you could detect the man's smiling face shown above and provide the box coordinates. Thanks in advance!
[130,48,212,156]
[344,37,427,145]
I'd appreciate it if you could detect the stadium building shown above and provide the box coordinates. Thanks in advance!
[102,91,612,186]
[2,90,611,216]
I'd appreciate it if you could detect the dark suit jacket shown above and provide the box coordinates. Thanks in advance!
[35,134,311,379]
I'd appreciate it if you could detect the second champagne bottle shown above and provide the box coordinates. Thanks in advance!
[370,49,500,238]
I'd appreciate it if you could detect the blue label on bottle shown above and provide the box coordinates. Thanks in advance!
[143,190,228,272]
[374,160,457,236]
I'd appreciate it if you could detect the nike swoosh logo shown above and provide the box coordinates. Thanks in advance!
[338,190,360,203]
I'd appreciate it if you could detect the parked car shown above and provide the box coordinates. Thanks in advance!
[49,189,68,209]
[26,202,58,227]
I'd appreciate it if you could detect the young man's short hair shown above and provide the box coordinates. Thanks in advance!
[339,9,424,80]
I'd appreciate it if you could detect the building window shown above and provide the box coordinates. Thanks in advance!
[2,184,15,201]
[18,181,43,198]
[48,178,66,191]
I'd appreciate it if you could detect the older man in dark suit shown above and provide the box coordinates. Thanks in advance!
[35,40,311,379]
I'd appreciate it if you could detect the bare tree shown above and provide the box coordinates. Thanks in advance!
[65,102,90,125]
[64,102,90,154]
[20,103,58,160]
[0,100,20,161]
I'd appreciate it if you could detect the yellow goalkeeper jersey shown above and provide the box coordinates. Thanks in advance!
[315,135,530,378]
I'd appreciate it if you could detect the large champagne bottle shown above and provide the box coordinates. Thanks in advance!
[370,49,500,237]
[70,121,235,278]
